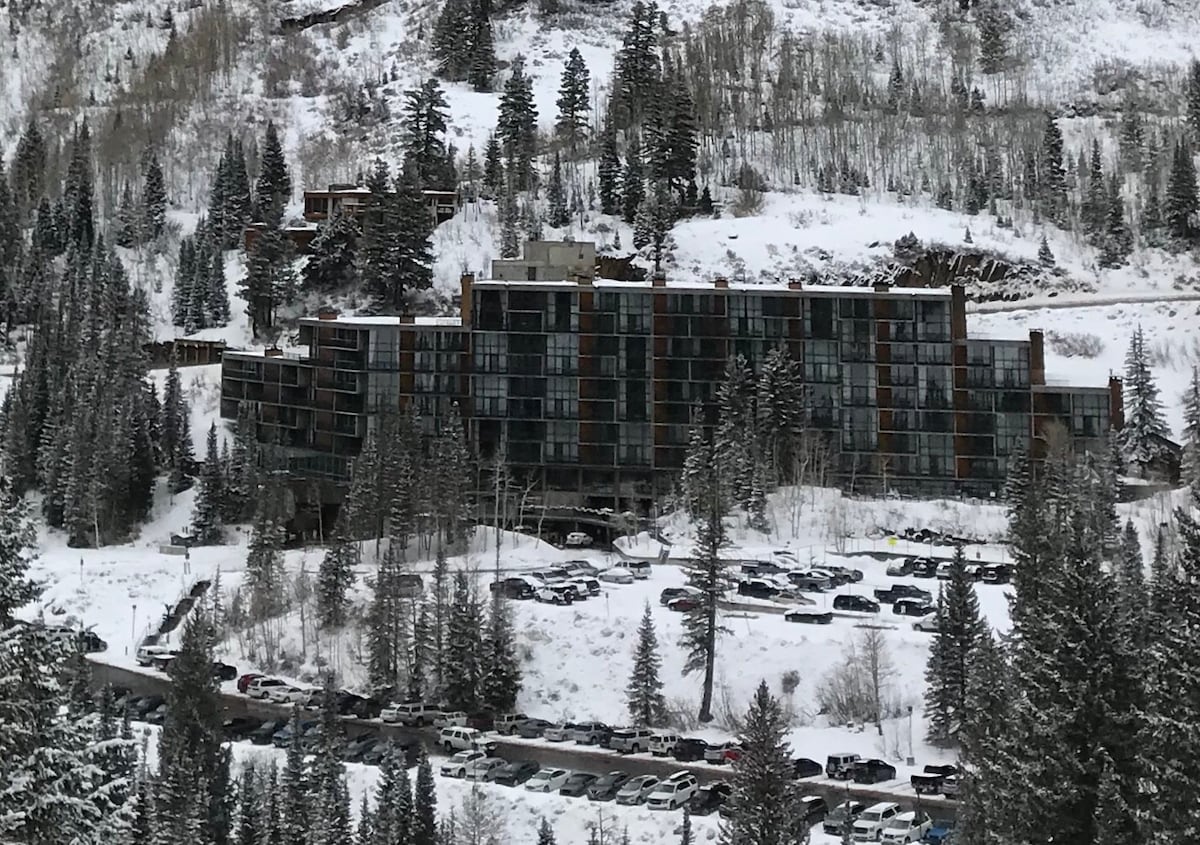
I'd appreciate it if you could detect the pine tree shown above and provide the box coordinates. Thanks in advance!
[403,78,451,190]
[303,210,360,291]
[412,749,438,845]
[622,135,644,224]
[598,126,621,216]
[719,681,802,845]
[279,707,309,845]
[142,151,167,239]
[496,56,538,191]
[317,520,357,631]
[192,423,225,545]
[1166,139,1199,244]
[366,544,408,697]
[468,13,496,92]
[64,120,95,249]
[633,180,674,271]
[387,163,434,312]
[1182,366,1200,491]
[546,151,569,228]
[1037,233,1055,267]
[207,249,232,325]
[482,135,504,197]
[255,121,292,220]
[1187,59,1200,142]
[1038,113,1067,226]
[682,446,727,723]
[1120,325,1171,470]
[1083,139,1106,240]
[626,602,667,725]
[613,0,662,129]
[536,818,556,845]
[924,546,988,745]
[1100,175,1133,268]
[115,181,138,248]
[499,189,520,259]
[555,48,590,153]
[480,590,521,712]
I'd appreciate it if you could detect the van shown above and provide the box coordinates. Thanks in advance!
[826,752,861,779]
[627,560,651,579]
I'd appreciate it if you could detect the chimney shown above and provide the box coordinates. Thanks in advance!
[1109,375,1125,430]
[652,270,667,287]
[264,347,283,358]
[1029,329,1046,386]
[460,273,474,325]
[400,315,416,325]
[873,281,890,293]
[787,278,804,290]
[714,276,728,289]
[317,307,340,320]
[950,284,967,341]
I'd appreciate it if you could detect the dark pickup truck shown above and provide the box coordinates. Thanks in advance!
[911,764,958,795]
[874,584,932,604]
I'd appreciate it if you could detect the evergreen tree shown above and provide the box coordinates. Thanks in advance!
[386,163,434,312]
[443,571,484,711]
[358,159,398,309]
[403,78,451,190]
[480,590,521,712]
[115,181,138,248]
[633,180,674,271]
[1181,366,1200,491]
[160,353,195,492]
[191,423,225,545]
[1166,139,1199,244]
[626,602,667,725]
[1083,139,1106,240]
[468,14,496,92]
[681,439,727,723]
[555,48,591,153]
[719,681,802,845]
[536,818,556,845]
[317,520,357,630]
[366,544,409,697]
[372,745,413,845]
[279,708,309,845]
[302,210,360,291]
[1187,59,1200,142]
[412,749,438,845]
[499,189,520,259]
[924,546,988,745]
[622,135,644,224]
[1120,325,1172,469]
[546,151,569,228]
[64,121,95,249]
[1038,113,1067,225]
[255,121,292,220]
[207,249,232,326]
[482,135,504,198]
[598,126,621,216]
[613,0,662,129]
[496,56,538,191]
[142,151,167,239]
[1100,175,1133,268]
[1037,233,1055,267]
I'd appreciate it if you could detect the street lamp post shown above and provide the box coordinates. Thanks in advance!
[130,604,137,655]
[907,705,915,766]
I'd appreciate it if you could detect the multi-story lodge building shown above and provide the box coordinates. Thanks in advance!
[219,241,1122,513]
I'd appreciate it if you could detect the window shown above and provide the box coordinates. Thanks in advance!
[547,333,578,375]
[806,298,836,340]
[547,421,578,462]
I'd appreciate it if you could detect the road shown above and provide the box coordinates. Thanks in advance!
[90,659,958,818]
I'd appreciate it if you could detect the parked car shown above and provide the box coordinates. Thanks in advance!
[536,584,578,605]
[543,722,578,742]
[221,716,261,741]
[851,802,902,842]
[874,584,933,604]
[237,673,263,694]
[649,732,678,757]
[892,598,935,617]
[466,712,495,731]
[494,712,529,735]
[265,684,301,704]
[272,720,316,749]
[626,560,652,579]
[248,719,287,746]
[792,757,822,779]
[127,695,165,720]
[941,776,960,799]
[809,567,851,587]
[246,677,286,699]
[937,562,982,581]
[660,587,702,605]
[562,560,600,577]
[434,710,468,728]
[981,563,1012,584]
[569,577,601,597]
[886,559,915,577]
[852,758,898,784]
[911,765,957,795]
[924,819,956,844]
[515,718,555,739]
[524,768,571,793]
[785,608,833,624]
[76,630,107,653]
[880,811,933,844]
[440,750,485,778]
[150,653,178,672]
[741,560,786,576]
[465,757,508,782]
[608,727,654,753]
[799,795,829,826]
[737,578,781,599]
[210,661,238,682]
[826,753,861,779]
[586,772,632,801]
[704,741,741,765]
[645,772,699,810]
[667,596,701,612]
[439,727,496,754]
[493,760,541,786]
[490,578,536,600]
[912,615,940,633]
[572,721,612,746]
[833,594,881,614]
[687,782,732,816]
[615,774,660,805]
[911,559,939,579]
[564,532,593,547]
[672,737,709,762]
[383,701,443,726]
[823,800,867,836]
[135,644,177,666]
[598,567,635,584]
[824,565,864,583]
[340,736,378,763]
[335,691,368,716]
[530,568,569,584]
[144,703,168,725]
[786,571,830,592]
[559,772,600,797]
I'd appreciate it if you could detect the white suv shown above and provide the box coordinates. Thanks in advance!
[649,732,678,757]
[880,812,932,844]
[381,702,442,726]
[438,726,496,754]
[644,772,699,810]
[608,727,654,753]
[246,677,285,699]
[853,803,902,842]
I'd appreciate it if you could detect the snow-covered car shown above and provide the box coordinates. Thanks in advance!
[561,560,599,577]
[464,757,508,782]
[439,750,485,778]
[433,710,468,728]
[912,615,940,633]
[880,811,933,844]
[135,644,178,666]
[564,532,593,547]
[645,772,699,810]
[524,768,570,793]
[542,722,577,742]
[852,803,901,842]
[568,577,601,597]
[245,678,286,699]
[266,684,302,704]
[598,567,635,585]
[536,584,578,605]
[438,727,496,754]
[615,774,660,805]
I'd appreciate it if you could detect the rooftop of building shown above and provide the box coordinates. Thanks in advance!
[297,314,465,329]
[472,276,954,298]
